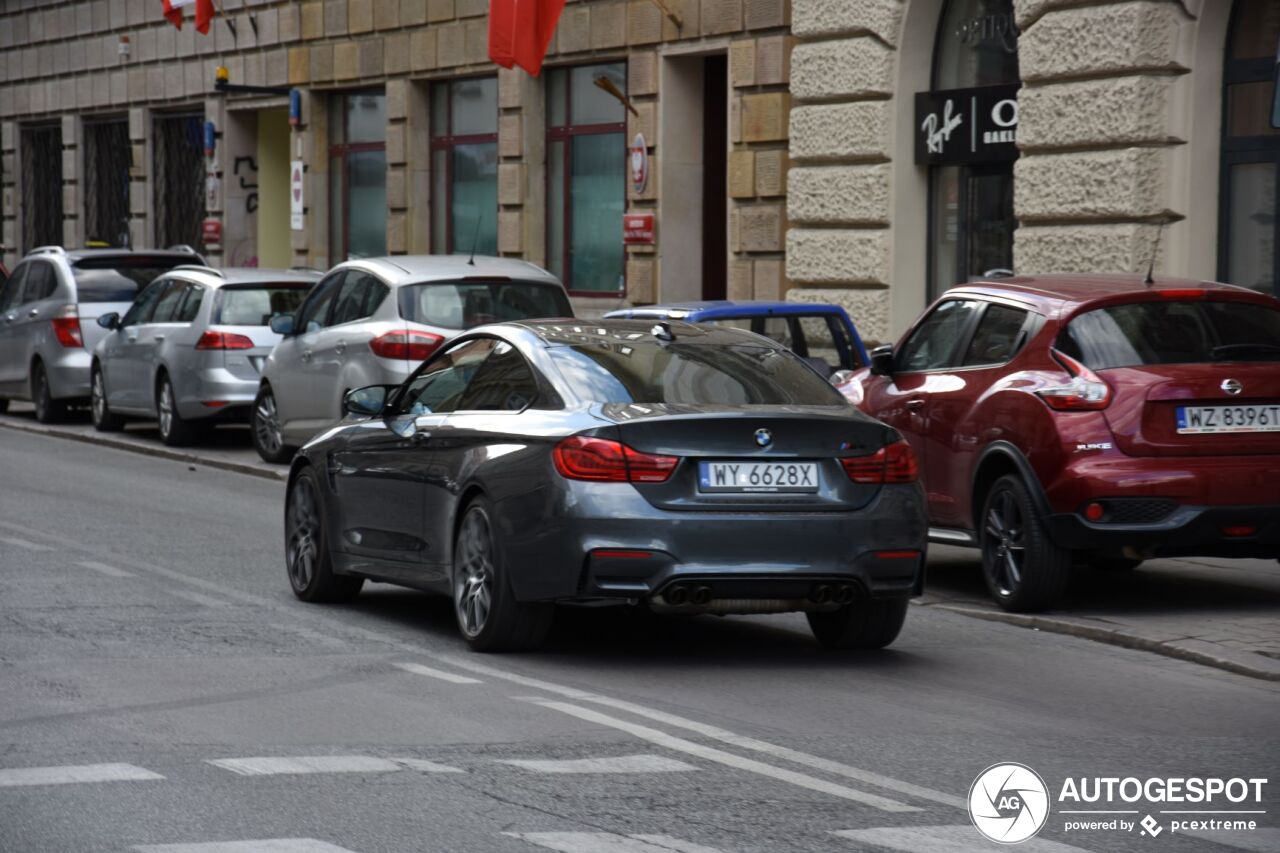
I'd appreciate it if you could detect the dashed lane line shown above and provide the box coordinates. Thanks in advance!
[206,756,462,776]
[392,661,484,685]
[163,588,232,608]
[134,840,359,853]
[500,754,698,774]
[77,559,136,578]
[0,535,55,551]
[524,698,920,813]
[0,763,164,787]
[832,826,1095,853]
[507,832,729,853]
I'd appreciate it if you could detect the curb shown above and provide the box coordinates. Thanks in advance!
[921,601,1280,682]
[0,418,286,482]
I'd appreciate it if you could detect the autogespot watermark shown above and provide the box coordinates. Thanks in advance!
[967,764,1269,844]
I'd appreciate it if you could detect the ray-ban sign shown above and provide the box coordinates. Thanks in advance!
[915,85,1020,166]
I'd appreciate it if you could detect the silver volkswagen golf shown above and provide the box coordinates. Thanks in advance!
[90,266,320,445]
[251,255,572,463]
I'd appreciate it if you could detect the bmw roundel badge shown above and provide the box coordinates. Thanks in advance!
[754,428,773,448]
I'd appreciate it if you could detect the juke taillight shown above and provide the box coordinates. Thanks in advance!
[841,440,918,484]
[553,435,678,483]
[1036,349,1112,411]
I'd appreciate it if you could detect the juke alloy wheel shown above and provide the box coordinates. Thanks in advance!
[252,385,295,464]
[90,365,124,432]
[285,468,363,603]
[980,475,1071,612]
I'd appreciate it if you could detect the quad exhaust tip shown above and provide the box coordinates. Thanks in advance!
[833,585,855,605]
[665,585,689,605]
[690,585,712,606]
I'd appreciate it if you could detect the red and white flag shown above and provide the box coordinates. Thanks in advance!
[488,0,566,77]
[161,0,215,34]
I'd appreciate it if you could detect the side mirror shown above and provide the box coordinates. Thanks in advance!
[97,312,121,330]
[869,344,895,377]
[343,385,391,417]
[270,314,295,336]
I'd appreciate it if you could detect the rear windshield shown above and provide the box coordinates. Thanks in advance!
[399,280,572,329]
[1060,300,1280,369]
[548,341,847,406]
[215,285,312,326]
[71,257,192,303]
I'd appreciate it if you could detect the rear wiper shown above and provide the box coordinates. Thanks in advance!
[1211,343,1280,359]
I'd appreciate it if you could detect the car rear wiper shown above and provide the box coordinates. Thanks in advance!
[1211,343,1280,359]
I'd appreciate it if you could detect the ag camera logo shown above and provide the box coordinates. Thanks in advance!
[969,763,1051,844]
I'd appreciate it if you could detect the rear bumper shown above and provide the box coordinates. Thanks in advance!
[44,348,92,400]
[498,482,928,604]
[176,368,259,421]
[1047,504,1280,559]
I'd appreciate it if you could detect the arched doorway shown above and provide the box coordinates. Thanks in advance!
[1219,0,1280,295]
[917,0,1020,298]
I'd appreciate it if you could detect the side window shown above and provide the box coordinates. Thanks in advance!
[330,271,380,326]
[151,281,191,324]
[176,285,205,322]
[295,272,344,334]
[362,278,389,317]
[121,280,169,327]
[961,304,1030,367]
[395,338,495,416]
[23,261,56,304]
[897,299,982,372]
[0,265,28,312]
[456,341,540,411]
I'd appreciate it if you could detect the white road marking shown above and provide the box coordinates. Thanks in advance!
[1185,828,1280,852]
[0,535,54,551]
[134,840,360,853]
[77,559,135,578]
[0,762,164,787]
[163,588,230,608]
[833,826,1094,852]
[393,661,483,684]
[207,755,461,776]
[507,832,728,853]
[501,754,697,774]
[526,699,919,813]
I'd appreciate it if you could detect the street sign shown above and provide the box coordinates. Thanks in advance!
[623,212,655,245]
[290,160,304,230]
[629,133,648,194]
[201,218,221,246]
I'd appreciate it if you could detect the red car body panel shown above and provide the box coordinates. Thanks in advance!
[859,274,1280,559]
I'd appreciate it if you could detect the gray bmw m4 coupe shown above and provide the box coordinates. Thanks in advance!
[283,319,927,651]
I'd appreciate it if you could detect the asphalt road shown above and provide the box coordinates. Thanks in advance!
[1,428,1276,853]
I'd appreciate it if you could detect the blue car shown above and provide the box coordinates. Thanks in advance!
[604,300,869,380]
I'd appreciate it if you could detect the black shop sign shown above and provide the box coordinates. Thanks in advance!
[915,85,1020,166]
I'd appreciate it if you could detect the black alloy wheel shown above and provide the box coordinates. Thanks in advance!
[979,475,1071,612]
[285,468,363,603]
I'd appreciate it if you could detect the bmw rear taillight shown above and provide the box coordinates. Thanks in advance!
[841,440,918,484]
[196,330,255,350]
[1036,349,1111,411]
[553,435,678,483]
[370,330,444,361]
[51,316,83,348]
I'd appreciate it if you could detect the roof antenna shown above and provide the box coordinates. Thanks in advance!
[1143,219,1167,286]
[466,213,482,266]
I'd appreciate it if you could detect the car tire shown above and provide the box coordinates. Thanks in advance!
[980,474,1071,612]
[31,361,67,424]
[155,374,197,447]
[252,384,296,464]
[452,497,553,652]
[285,467,364,603]
[807,597,909,650]
[90,365,125,432]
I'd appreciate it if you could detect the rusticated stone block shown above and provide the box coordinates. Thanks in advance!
[348,0,373,33]
[628,100,656,144]
[739,203,783,251]
[729,149,755,198]
[789,101,890,162]
[334,42,359,79]
[754,148,787,197]
[1021,1,1186,83]
[386,166,407,208]
[791,36,892,101]
[386,125,407,168]
[663,0,698,39]
[629,51,657,96]
[427,0,454,22]
[288,47,310,84]
[788,163,888,225]
[628,0,662,45]
[741,92,789,142]
[436,22,464,67]
[384,33,409,74]
[592,2,626,49]
[788,285,890,344]
[386,78,408,119]
[499,209,523,253]
[401,0,427,26]
[791,0,900,44]
[1015,148,1173,222]
[499,114,522,157]
[301,1,323,39]
[388,212,407,253]
[410,28,437,71]
[465,19,489,64]
[728,259,753,301]
[702,0,742,35]
[374,0,399,29]
[753,258,784,300]
[786,227,889,284]
[499,68,522,108]
[310,44,334,82]
[499,163,524,205]
[557,6,590,53]
[1014,223,1165,276]
[1018,74,1179,151]
[324,0,346,35]
[730,40,756,88]
[266,48,288,86]
[627,256,655,303]
[755,34,788,86]
[262,8,285,44]
[744,0,786,30]
[456,0,486,18]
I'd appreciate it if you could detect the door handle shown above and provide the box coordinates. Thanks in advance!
[301,349,313,362]
[905,399,926,411]
[126,335,138,343]
[411,430,431,446]
[334,340,346,357]
[27,308,39,318]
[3,314,13,323]
[154,334,166,342]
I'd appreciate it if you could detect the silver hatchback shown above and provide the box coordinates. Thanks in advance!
[90,266,320,445]
[252,255,572,462]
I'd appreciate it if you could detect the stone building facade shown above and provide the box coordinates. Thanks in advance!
[1,0,1277,335]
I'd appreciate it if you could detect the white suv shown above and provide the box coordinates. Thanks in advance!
[252,255,572,463]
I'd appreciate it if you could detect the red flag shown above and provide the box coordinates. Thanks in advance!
[194,0,215,33]
[489,0,566,77]
[161,0,188,29]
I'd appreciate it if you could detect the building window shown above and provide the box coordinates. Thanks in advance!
[920,0,1020,299]
[1219,0,1280,295]
[153,113,206,250]
[546,62,627,295]
[329,91,387,263]
[431,78,499,256]
[21,124,63,250]
[84,118,131,248]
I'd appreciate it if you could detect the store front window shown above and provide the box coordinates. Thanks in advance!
[329,91,387,263]
[546,62,627,295]
[917,0,1020,299]
[1219,0,1280,295]
[431,78,498,256]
